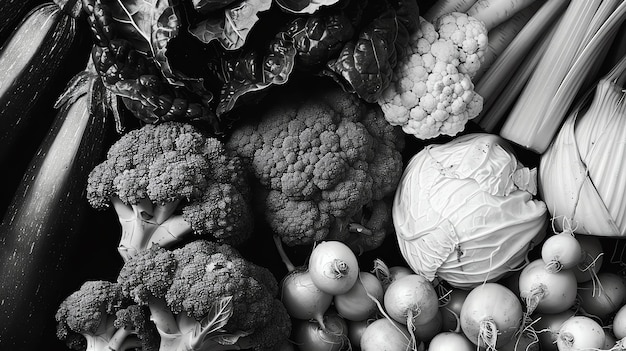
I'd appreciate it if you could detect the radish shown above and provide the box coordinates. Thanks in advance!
[613,304,626,339]
[460,283,523,350]
[556,316,605,351]
[291,310,349,351]
[413,309,443,342]
[334,271,384,321]
[428,331,475,351]
[499,330,540,351]
[280,267,333,327]
[541,232,583,273]
[518,258,577,315]
[531,309,575,351]
[359,318,415,351]
[347,319,369,349]
[578,272,626,321]
[574,234,604,284]
[371,259,412,291]
[440,288,470,332]
[308,241,359,295]
[383,274,440,328]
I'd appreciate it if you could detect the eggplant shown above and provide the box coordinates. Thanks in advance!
[0,62,118,350]
[0,0,47,45]
[0,0,90,215]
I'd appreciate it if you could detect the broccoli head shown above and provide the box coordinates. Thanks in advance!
[55,280,159,351]
[226,82,405,252]
[116,240,291,351]
[86,121,254,261]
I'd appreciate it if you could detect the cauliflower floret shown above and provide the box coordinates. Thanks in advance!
[377,14,486,140]
[435,12,488,77]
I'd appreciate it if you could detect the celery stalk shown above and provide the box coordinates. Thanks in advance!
[499,0,626,153]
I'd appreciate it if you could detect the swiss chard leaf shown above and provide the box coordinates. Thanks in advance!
[189,0,272,50]
[191,0,239,13]
[216,31,297,116]
[275,0,341,14]
[109,0,181,83]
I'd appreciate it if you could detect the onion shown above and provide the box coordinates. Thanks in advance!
[334,271,384,321]
[428,331,474,351]
[460,283,523,349]
[383,274,439,327]
[578,272,626,321]
[291,310,349,351]
[359,318,414,351]
[531,309,576,351]
[308,241,359,295]
[613,304,626,339]
[280,267,333,327]
[347,319,369,349]
[518,258,577,315]
[541,231,583,273]
[573,234,604,283]
[440,288,470,332]
[556,316,605,351]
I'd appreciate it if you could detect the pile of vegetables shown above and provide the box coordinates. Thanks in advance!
[3,0,626,350]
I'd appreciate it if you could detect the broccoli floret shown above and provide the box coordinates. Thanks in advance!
[55,280,158,351]
[116,240,291,351]
[226,82,405,253]
[86,121,254,261]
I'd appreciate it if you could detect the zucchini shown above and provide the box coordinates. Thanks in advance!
[0,63,116,350]
[0,0,46,45]
[0,0,89,215]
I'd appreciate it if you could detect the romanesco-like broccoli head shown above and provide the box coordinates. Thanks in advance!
[378,13,486,140]
[86,122,254,261]
[226,82,405,253]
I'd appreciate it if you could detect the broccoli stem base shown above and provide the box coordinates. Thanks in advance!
[112,197,193,261]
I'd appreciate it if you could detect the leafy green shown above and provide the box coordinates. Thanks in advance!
[109,0,181,83]
[189,0,272,50]
[275,0,341,14]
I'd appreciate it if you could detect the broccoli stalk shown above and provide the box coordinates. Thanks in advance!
[112,197,192,260]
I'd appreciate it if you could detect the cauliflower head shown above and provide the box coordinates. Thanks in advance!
[377,13,487,140]
[226,82,405,252]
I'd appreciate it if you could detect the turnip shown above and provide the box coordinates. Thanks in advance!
[291,310,349,351]
[578,272,626,321]
[347,319,369,349]
[541,231,583,273]
[518,258,577,315]
[460,283,523,350]
[574,234,604,283]
[413,309,442,342]
[359,318,415,351]
[280,267,333,328]
[371,258,413,291]
[613,304,626,340]
[428,331,474,351]
[440,288,470,332]
[383,274,439,328]
[531,309,575,351]
[556,316,605,351]
[334,271,384,321]
[308,241,359,295]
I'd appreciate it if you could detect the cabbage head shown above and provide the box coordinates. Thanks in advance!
[393,133,547,289]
